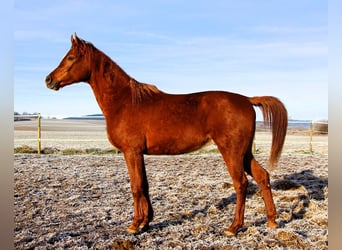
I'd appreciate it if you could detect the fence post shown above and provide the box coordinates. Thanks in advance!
[309,121,313,154]
[37,113,41,154]
[252,135,256,154]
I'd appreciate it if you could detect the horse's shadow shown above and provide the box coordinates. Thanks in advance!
[272,169,328,226]
[274,169,328,201]
[150,169,327,232]
[215,181,260,210]
[149,204,212,231]
[150,181,260,232]
[214,169,328,228]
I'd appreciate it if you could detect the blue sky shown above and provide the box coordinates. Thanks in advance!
[14,0,327,120]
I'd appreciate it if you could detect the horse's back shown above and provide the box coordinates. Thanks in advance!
[134,90,256,134]
[195,91,256,133]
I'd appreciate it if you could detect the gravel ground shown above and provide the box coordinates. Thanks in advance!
[14,153,328,249]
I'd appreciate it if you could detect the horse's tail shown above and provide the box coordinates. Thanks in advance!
[249,96,288,169]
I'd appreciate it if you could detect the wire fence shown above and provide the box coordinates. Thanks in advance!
[14,115,328,155]
[254,121,327,155]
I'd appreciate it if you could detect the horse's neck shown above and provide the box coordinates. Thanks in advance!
[88,51,132,116]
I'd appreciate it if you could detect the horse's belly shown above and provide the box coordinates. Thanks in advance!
[145,134,210,155]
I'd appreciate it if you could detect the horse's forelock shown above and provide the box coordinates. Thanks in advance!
[70,36,91,56]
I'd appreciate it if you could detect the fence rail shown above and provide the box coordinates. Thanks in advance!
[14,117,328,155]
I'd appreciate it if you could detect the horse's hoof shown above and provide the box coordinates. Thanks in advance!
[139,223,149,231]
[127,223,149,234]
[127,225,139,234]
[267,221,278,228]
[224,229,236,237]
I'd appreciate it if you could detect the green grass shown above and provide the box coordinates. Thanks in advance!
[61,147,121,155]
[14,145,38,154]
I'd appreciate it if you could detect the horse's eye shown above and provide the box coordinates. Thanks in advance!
[67,56,75,61]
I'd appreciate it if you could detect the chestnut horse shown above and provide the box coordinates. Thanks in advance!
[46,34,287,236]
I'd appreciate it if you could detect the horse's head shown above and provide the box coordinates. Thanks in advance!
[45,33,91,90]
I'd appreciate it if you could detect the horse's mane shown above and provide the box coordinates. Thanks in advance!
[129,78,162,104]
[80,39,162,104]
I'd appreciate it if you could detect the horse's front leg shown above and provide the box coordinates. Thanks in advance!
[124,150,154,234]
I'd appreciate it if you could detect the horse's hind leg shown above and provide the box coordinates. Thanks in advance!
[244,153,278,228]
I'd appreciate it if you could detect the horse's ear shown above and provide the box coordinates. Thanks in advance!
[71,33,78,44]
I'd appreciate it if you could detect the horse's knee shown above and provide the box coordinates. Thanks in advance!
[232,173,248,197]
[131,187,143,198]
[238,172,248,186]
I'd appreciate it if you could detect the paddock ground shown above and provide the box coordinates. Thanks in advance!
[14,153,328,249]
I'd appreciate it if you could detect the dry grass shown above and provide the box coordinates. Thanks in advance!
[14,154,328,249]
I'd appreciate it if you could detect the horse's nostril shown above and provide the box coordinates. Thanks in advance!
[45,75,52,84]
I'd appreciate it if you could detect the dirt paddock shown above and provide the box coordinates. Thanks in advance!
[14,153,328,249]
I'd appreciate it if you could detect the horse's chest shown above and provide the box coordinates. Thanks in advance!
[105,122,145,151]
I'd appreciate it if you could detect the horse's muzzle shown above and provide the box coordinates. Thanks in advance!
[45,75,60,90]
